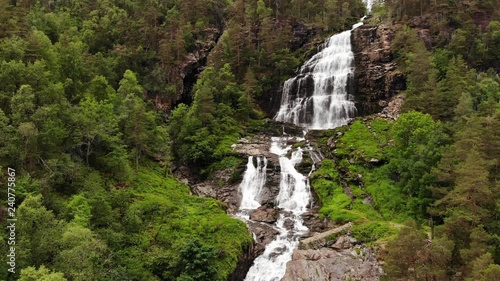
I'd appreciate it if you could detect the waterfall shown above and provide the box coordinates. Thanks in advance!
[239,156,268,211]
[244,137,311,281]
[274,21,364,130]
[240,3,370,279]
[365,0,374,12]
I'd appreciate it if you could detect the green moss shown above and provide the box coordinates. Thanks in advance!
[336,121,380,160]
[334,119,393,163]
[308,119,406,243]
[312,159,339,180]
[350,184,365,197]
[293,141,305,148]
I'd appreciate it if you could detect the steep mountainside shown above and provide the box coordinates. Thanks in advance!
[0,0,499,280]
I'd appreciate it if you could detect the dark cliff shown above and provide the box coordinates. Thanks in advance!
[260,20,319,118]
[351,23,406,116]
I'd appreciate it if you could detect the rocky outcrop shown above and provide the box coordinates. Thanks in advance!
[351,23,406,116]
[230,135,279,164]
[301,210,336,235]
[288,19,319,52]
[178,28,222,105]
[228,219,281,281]
[284,230,382,281]
[282,244,383,281]
[228,241,259,281]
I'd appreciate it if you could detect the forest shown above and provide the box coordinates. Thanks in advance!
[0,0,499,280]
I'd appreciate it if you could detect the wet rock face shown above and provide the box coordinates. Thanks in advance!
[351,23,406,116]
[249,205,279,223]
[227,219,280,281]
[248,220,280,247]
[228,242,259,281]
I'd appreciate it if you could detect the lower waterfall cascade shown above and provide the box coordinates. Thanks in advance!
[238,137,314,281]
[239,156,268,212]
[238,3,370,280]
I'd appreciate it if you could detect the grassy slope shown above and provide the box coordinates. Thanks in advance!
[310,119,407,244]
[111,165,251,280]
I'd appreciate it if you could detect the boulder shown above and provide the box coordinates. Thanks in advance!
[250,206,279,223]
[331,235,357,250]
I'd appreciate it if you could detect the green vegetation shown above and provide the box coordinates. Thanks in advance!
[0,0,373,279]
[308,1,500,279]
[350,222,396,244]
[167,64,251,171]
[1,166,251,280]
[311,118,402,241]
[0,0,498,280]
[381,1,500,278]
[312,106,499,279]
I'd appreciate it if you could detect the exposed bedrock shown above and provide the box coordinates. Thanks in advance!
[351,23,406,116]
[178,28,222,105]
[282,245,383,281]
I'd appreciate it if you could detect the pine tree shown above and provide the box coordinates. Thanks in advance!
[436,56,474,120]
[437,149,494,227]
[191,68,216,126]
[11,85,35,126]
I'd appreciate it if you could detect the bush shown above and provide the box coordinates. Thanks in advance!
[351,222,396,243]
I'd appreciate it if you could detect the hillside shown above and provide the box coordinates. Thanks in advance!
[0,0,499,280]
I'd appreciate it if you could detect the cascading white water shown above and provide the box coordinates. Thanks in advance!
[241,3,371,279]
[239,156,268,211]
[244,137,311,281]
[274,21,364,130]
[365,0,374,12]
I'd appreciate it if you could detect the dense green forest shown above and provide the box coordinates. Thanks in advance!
[0,0,499,280]
[310,1,500,280]
[380,1,500,279]
[0,0,366,280]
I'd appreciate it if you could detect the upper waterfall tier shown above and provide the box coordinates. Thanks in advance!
[274,22,363,130]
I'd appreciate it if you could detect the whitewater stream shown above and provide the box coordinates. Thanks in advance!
[238,137,312,281]
[238,7,369,280]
